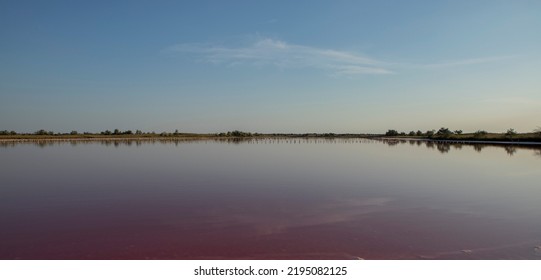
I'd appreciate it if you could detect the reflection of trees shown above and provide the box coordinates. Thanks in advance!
[504,146,517,156]
[452,144,463,150]
[436,143,451,154]
[0,137,285,148]
[382,139,400,146]
[2,139,541,158]
[370,138,541,157]
[226,138,245,145]
[37,141,55,148]
[473,144,485,153]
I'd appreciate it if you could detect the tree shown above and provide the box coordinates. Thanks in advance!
[70,130,78,135]
[113,129,120,135]
[230,130,251,137]
[436,127,453,136]
[408,131,415,136]
[454,130,463,135]
[385,129,399,136]
[135,130,142,135]
[426,130,435,137]
[35,129,48,135]
[416,130,423,136]
[534,127,541,135]
[505,128,517,138]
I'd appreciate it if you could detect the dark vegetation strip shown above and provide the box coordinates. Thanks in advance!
[1,127,540,144]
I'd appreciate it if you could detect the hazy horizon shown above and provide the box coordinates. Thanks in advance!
[1,1,540,133]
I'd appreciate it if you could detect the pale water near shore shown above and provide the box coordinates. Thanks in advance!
[1,139,540,259]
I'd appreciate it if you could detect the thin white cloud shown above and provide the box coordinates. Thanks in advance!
[415,55,517,68]
[166,37,517,76]
[167,38,392,76]
[388,55,517,70]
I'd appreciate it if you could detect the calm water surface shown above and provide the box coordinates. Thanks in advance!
[1,139,540,259]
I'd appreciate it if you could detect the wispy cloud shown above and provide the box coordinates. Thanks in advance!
[408,55,517,69]
[167,38,392,76]
[166,37,516,76]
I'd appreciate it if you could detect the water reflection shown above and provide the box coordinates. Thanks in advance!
[1,137,541,158]
[1,137,540,259]
[474,144,485,153]
[0,137,376,148]
[504,146,517,156]
[436,143,450,154]
[375,138,540,157]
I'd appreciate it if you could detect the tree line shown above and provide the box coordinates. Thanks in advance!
[0,129,258,137]
[2,127,541,137]
[384,127,535,137]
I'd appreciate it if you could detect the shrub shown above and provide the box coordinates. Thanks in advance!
[436,127,453,136]
[505,128,517,137]
[474,130,488,137]
[228,130,252,137]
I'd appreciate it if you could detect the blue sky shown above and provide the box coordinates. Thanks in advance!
[1,0,540,133]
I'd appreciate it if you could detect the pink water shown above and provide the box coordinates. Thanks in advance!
[1,139,540,259]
